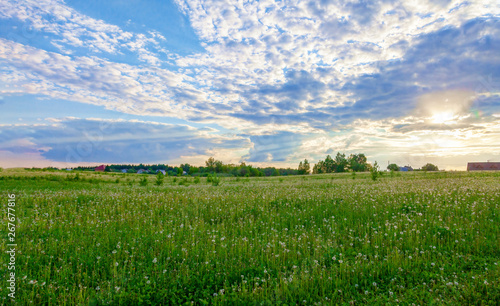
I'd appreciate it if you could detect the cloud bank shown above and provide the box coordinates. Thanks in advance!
[0,0,499,169]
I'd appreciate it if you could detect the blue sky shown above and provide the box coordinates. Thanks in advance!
[0,0,499,170]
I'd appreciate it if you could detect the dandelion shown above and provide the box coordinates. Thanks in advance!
[153,258,157,263]
[115,262,119,267]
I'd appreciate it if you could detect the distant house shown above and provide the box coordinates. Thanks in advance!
[65,168,72,171]
[183,171,187,175]
[137,169,148,174]
[95,165,106,172]
[121,169,128,173]
[467,162,500,171]
[399,165,413,172]
[156,170,166,175]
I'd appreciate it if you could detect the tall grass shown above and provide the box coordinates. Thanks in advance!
[0,170,499,304]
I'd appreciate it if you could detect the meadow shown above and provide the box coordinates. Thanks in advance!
[0,169,499,305]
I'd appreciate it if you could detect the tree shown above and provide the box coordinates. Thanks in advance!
[313,160,326,174]
[303,159,310,174]
[421,163,439,171]
[324,155,335,173]
[238,163,249,177]
[205,157,216,172]
[334,152,348,173]
[180,163,191,173]
[298,159,311,175]
[215,160,223,173]
[205,157,222,172]
[348,154,368,172]
[189,167,199,175]
[387,163,399,171]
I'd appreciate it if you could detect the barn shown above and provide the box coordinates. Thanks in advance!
[95,165,106,172]
[467,162,500,171]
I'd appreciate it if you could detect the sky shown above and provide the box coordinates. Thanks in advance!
[0,0,499,170]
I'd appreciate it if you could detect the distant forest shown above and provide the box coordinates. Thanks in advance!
[68,153,378,177]
[73,159,298,177]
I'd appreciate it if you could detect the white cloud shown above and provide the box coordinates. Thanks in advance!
[0,0,498,168]
[0,0,166,65]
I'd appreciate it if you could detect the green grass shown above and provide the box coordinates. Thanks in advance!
[1,170,499,305]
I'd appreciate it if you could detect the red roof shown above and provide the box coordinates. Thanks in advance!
[95,165,106,171]
[467,162,500,171]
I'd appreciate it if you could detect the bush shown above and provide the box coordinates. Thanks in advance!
[387,163,399,171]
[208,174,221,186]
[178,178,189,186]
[139,177,148,186]
[421,163,439,171]
[155,172,164,186]
[371,161,380,181]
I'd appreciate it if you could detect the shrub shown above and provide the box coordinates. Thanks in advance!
[371,161,380,181]
[208,174,221,186]
[139,177,148,186]
[421,163,439,171]
[155,172,164,186]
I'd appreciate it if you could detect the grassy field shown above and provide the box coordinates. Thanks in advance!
[1,169,499,305]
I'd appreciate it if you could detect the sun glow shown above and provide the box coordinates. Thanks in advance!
[431,111,455,124]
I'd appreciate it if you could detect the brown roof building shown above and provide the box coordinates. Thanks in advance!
[95,165,106,172]
[467,162,500,171]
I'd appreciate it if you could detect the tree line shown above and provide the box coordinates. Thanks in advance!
[72,158,299,177]
[311,153,370,174]
[59,153,440,176]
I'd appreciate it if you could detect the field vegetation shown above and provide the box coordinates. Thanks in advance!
[1,169,499,305]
